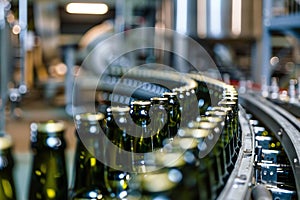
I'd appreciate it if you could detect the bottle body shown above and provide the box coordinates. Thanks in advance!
[130,100,153,153]
[105,107,132,198]
[71,112,109,199]
[0,135,16,200]
[162,92,181,138]
[28,121,68,200]
[150,97,169,148]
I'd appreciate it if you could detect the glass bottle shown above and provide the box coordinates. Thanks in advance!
[0,134,16,200]
[205,109,231,183]
[28,120,68,200]
[162,92,181,138]
[129,140,201,200]
[218,100,239,154]
[176,128,215,199]
[105,106,132,199]
[183,118,224,197]
[130,100,153,153]
[70,112,109,200]
[195,82,212,115]
[172,87,198,127]
[222,94,240,144]
[106,106,132,152]
[150,97,169,148]
[210,106,235,173]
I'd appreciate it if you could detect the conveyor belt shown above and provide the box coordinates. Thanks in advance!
[240,93,300,200]
[74,68,300,199]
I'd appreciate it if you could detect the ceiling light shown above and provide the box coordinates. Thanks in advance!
[66,3,108,15]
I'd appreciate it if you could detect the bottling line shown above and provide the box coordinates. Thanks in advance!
[0,0,300,199]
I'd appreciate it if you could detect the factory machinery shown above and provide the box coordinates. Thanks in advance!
[1,1,300,200]
[2,30,300,200]
[74,65,299,200]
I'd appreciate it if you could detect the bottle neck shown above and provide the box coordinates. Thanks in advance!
[130,105,151,126]
[31,131,66,151]
[0,147,14,170]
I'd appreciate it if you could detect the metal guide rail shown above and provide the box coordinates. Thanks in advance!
[240,93,300,200]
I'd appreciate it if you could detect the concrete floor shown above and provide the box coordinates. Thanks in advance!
[4,90,77,200]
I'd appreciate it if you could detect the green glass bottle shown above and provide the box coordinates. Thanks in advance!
[210,106,235,173]
[162,92,181,139]
[104,106,132,199]
[150,97,169,148]
[180,119,224,198]
[218,99,239,155]
[204,110,230,182]
[168,137,209,200]
[195,82,212,115]
[103,167,131,199]
[106,106,132,152]
[172,87,198,127]
[0,134,16,200]
[176,129,215,199]
[129,140,200,200]
[189,116,226,194]
[70,112,109,200]
[130,100,153,153]
[28,120,68,200]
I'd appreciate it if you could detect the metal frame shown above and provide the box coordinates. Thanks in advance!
[217,105,255,200]
[239,93,300,199]
[257,0,300,84]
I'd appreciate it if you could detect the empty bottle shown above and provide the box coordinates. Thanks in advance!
[28,120,68,200]
[130,100,153,153]
[70,112,109,199]
[150,97,169,148]
[162,92,181,138]
[0,134,16,200]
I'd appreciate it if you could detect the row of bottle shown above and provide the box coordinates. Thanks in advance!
[0,85,239,200]
[262,77,300,103]
[249,117,298,199]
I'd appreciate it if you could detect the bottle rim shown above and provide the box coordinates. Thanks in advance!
[107,106,130,113]
[0,134,13,150]
[150,97,168,103]
[75,112,105,122]
[162,92,177,97]
[31,120,65,133]
[130,100,151,106]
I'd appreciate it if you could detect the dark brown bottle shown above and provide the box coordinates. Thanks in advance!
[28,120,68,200]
